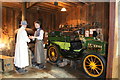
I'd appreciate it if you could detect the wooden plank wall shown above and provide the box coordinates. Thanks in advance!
[2,7,20,56]
[58,2,109,41]
[26,9,57,32]
[2,2,109,37]
[1,2,109,56]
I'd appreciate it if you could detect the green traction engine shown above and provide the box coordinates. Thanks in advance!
[47,28,107,78]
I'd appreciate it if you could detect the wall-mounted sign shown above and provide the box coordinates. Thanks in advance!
[90,29,96,34]
[85,30,89,37]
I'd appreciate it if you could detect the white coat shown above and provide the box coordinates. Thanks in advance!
[14,26,30,68]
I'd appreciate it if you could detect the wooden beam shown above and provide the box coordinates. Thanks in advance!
[37,2,61,10]
[41,2,71,12]
[27,2,71,12]
[2,2,22,9]
[72,2,85,6]
[106,2,116,78]
[59,2,74,7]
[40,2,62,9]
[65,2,78,7]
[27,8,54,14]
[50,2,71,9]
[26,2,37,9]
[35,5,58,12]
[30,6,57,13]
[22,2,26,20]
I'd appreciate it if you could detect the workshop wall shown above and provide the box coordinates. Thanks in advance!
[26,2,109,42]
[26,9,56,32]
[1,2,109,56]
[58,2,109,41]
[1,7,20,56]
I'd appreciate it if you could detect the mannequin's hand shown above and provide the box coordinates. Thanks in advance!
[29,36,34,39]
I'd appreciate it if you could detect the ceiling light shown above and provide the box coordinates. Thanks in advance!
[61,8,66,11]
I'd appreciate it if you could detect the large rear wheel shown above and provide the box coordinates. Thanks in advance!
[82,53,106,78]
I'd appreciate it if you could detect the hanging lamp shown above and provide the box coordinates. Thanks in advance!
[61,7,66,11]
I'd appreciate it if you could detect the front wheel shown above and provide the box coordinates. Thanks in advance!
[47,45,60,63]
[82,53,106,78]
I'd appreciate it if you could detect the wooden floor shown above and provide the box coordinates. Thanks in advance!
[1,62,88,79]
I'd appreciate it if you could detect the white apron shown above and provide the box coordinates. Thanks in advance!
[14,26,30,68]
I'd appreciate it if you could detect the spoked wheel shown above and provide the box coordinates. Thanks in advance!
[82,53,106,78]
[47,45,60,63]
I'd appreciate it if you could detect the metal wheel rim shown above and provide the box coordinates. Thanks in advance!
[48,47,58,62]
[83,54,104,77]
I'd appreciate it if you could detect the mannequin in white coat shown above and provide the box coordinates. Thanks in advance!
[14,21,30,74]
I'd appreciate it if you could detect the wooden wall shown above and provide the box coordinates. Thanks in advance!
[57,2,109,41]
[2,2,109,39]
[1,2,109,55]
[2,7,20,56]
[26,9,57,32]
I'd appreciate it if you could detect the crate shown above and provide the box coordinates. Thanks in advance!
[0,59,2,72]
[0,55,14,72]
